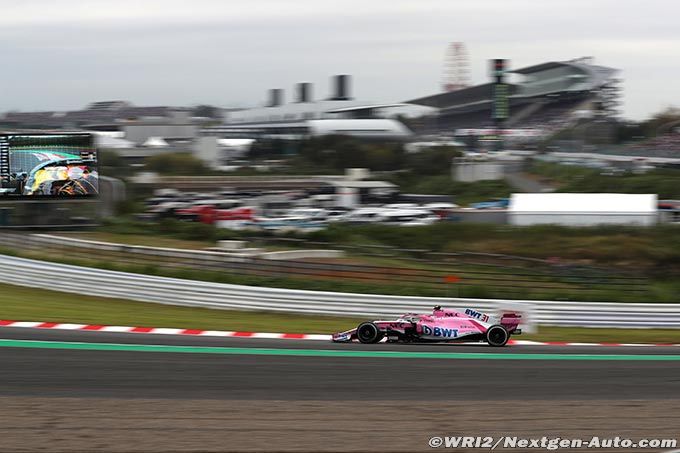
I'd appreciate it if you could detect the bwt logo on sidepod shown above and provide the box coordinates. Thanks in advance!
[422,326,458,338]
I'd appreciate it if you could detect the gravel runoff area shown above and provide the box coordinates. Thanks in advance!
[0,398,678,452]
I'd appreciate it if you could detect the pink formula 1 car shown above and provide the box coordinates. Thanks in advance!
[332,306,521,347]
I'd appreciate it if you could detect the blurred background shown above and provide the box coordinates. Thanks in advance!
[1,1,680,452]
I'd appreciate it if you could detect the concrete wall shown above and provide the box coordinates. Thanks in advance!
[509,213,657,227]
[448,209,508,224]
[453,162,504,182]
[260,250,346,260]
[193,136,219,166]
[123,124,198,145]
[659,210,680,224]
[98,176,126,218]
[336,187,359,208]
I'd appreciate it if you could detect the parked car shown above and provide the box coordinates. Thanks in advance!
[378,209,440,226]
[470,198,509,210]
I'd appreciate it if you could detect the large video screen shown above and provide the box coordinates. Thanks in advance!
[0,133,98,198]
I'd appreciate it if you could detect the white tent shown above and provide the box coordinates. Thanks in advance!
[142,137,169,148]
[217,138,255,147]
[509,193,658,226]
[94,135,135,149]
[91,131,125,139]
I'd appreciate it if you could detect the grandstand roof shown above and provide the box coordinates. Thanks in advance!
[406,83,517,109]
[511,61,571,74]
[512,60,616,76]
[324,103,409,113]
[512,59,619,93]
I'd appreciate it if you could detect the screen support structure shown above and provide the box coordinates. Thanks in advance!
[490,59,508,152]
[0,137,10,188]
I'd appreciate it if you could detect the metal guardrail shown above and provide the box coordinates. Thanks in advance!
[0,253,679,329]
[0,233,650,301]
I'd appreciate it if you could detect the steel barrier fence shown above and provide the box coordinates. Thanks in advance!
[0,253,679,329]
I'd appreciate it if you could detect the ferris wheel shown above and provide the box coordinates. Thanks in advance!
[441,42,470,92]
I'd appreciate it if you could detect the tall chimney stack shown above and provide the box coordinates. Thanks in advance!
[296,82,312,103]
[330,74,351,100]
[267,88,283,107]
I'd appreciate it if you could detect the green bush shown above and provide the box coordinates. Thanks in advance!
[295,222,680,276]
[529,161,680,199]
[385,173,513,205]
[145,152,211,175]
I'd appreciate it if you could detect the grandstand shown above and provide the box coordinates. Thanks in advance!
[624,132,680,158]
[407,57,621,138]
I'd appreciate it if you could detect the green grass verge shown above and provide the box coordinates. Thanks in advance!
[522,327,680,344]
[99,217,680,278]
[51,233,643,300]
[384,173,514,206]
[2,244,656,302]
[528,161,680,199]
[0,283,362,333]
[1,283,679,343]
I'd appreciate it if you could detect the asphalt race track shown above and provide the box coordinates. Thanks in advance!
[1,327,679,401]
[2,327,680,452]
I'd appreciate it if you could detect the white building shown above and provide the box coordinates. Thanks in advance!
[203,75,416,140]
[122,110,198,145]
[509,193,658,226]
[453,160,504,182]
[306,119,410,139]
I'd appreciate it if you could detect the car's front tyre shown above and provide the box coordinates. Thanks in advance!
[356,322,383,344]
[486,325,509,347]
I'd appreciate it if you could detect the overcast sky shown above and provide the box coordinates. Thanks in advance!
[0,0,678,119]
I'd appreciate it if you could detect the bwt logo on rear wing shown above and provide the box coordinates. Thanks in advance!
[464,308,491,323]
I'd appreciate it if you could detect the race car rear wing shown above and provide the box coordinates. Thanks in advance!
[500,312,522,333]
[464,308,522,333]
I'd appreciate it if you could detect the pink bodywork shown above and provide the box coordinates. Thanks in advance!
[332,307,521,342]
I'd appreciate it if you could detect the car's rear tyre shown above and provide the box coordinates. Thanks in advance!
[356,322,383,344]
[486,325,509,347]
